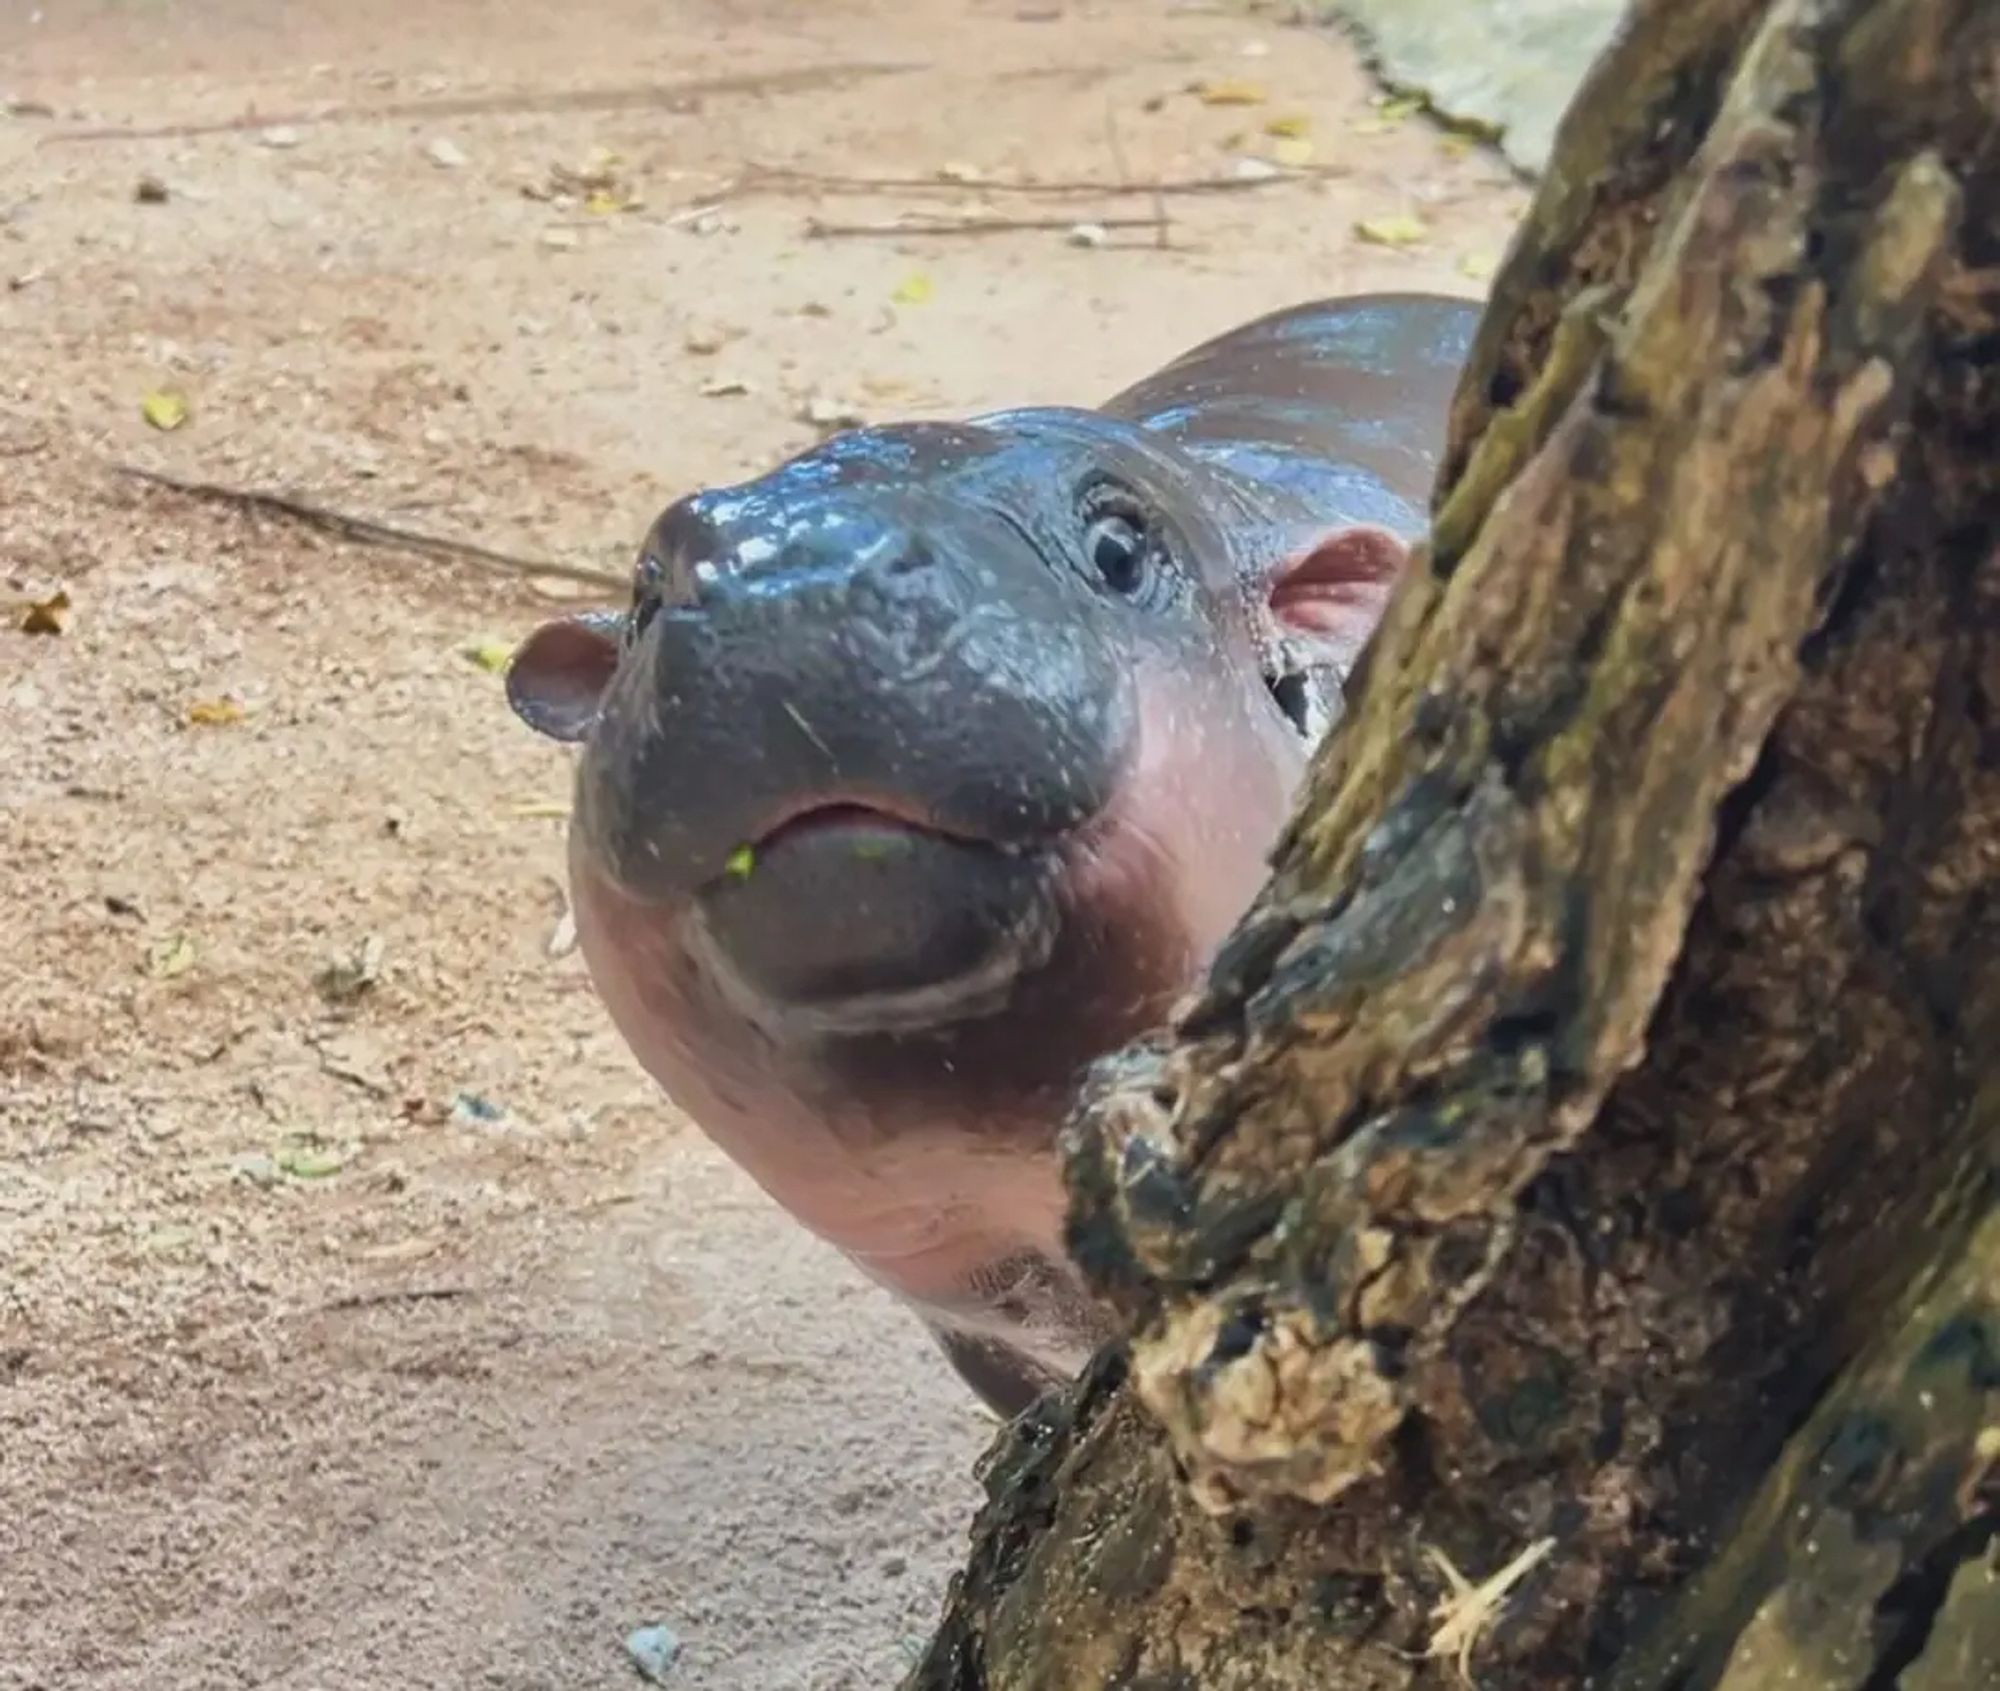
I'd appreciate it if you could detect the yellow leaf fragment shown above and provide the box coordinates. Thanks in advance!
[1459,251,1498,282]
[537,144,638,210]
[1196,78,1267,107]
[186,696,245,727]
[18,587,69,635]
[1356,212,1429,248]
[1271,136,1315,169]
[724,844,756,881]
[276,1140,348,1180]
[462,637,515,673]
[890,272,934,307]
[141,388,189,431]
[1354,92,1427,138]
[1264,113,1311,139]
[146,933,197,979]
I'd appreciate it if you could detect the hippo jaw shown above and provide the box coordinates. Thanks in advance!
[554,701,1124,1043]
[682,800,1071,1039]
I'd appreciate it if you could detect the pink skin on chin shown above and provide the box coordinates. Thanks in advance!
[565,655,1307,1325]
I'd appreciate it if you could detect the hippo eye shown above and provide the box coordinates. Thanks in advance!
[1085,513,1150,596]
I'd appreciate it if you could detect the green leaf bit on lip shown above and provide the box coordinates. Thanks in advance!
[724,844,756,881]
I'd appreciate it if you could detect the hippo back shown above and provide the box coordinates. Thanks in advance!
[1098,293,1481,531]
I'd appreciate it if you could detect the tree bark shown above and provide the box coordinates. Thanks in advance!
[905,0,2000,1685]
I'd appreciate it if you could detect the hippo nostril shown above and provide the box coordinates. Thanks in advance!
[885,540,935,577]
[631,551,716,623]
[659,556,722,610]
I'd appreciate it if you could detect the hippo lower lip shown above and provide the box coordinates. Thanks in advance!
[689,812,1066,1037]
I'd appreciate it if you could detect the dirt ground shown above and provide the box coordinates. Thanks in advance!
[0,4,1527,1686]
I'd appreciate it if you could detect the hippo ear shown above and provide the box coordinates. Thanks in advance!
[1267,524,1410,653]
[505,611,624,743]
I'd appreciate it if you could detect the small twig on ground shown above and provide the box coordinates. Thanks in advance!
[112,463,626,591]
[1100,96,1171,253]
[1102,101,1135,191]
[316,1285,478,1314]
[311,1046,394,1101]
[735,161,1329,200]
[40,62,922,145]
[805,211,1170,241]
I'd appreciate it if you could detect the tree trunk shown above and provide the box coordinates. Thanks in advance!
[904,0,2000,1685]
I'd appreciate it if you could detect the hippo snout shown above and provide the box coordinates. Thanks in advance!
[516,488,1139,1033]
[586,504,1136,891]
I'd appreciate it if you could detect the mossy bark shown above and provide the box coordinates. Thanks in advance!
[905,0,2000,1685]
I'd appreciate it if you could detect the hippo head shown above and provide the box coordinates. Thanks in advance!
[497,293,1466,1417]
[503,406,1408,1397]
[508,414,1401,1060]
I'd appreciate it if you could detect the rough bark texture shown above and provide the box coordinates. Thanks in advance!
[905,0,2000,1686]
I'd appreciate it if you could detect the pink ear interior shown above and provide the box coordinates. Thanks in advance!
[505,615,622,743]
[1267,525,1410,647]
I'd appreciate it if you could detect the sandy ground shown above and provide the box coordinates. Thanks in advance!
[0,4,1527,1686]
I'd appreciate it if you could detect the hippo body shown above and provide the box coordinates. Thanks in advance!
[508,294,1479,1416]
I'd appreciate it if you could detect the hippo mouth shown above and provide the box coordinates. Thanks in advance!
[743,796,1001,855]
[686,795,1069,1038]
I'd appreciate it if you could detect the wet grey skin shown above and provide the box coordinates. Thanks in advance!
[506,294,1480,1418]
